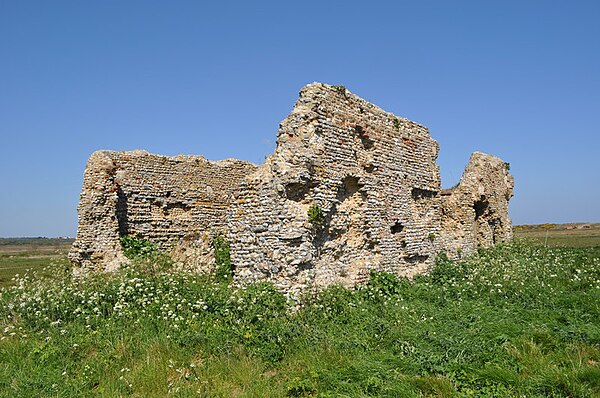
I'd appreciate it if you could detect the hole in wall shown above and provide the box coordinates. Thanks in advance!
[355,125,374,150]
[336,175,361,202]
[390,221,404,234]
[411,188,437,200]
[285,180,317,202]
[116,185,129,236]
[404,255,429,264]
[474,199,489,220]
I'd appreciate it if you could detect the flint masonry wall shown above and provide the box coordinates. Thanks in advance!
[440,152,514,258]
[229,84,443,293]
[69,150,257,272]
[70,83,513,294]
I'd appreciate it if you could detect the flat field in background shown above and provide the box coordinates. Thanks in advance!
[513,222,600,248]
[0,238,72,287]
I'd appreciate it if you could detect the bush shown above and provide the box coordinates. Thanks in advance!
[429,252,466,285]
[365,270,404,299]
[307,203,325,228]
[120,235,158,259]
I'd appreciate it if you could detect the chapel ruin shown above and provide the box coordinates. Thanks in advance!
[70,83,514,294]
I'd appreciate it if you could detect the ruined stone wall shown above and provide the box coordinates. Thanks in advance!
[69,150,257,272]
[70,83,513,295]
[228,84,444,293]
[439,152,514,258]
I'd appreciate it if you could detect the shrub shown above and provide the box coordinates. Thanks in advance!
[307,203,325,228]
[429,252,465,285]
[120,235,158,259]
[365,270,403,298]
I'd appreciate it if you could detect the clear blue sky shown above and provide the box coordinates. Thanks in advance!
[1,1,599,237]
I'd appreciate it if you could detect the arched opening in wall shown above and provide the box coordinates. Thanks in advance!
[285,180,317,202]
[473,197,493,245]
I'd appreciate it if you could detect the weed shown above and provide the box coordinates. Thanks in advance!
[307,203,325,228]
[120,235,158,259]
[212,234,232,282]
[331,85,346,95]
[286,377,317,397]
[392,118,401,130]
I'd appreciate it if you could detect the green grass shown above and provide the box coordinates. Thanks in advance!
[0,238,72,287]
[0,252,68,288]
[1,242,599,397]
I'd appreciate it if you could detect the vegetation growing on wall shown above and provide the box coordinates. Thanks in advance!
[212,234,232,282]
[307,203,325,228]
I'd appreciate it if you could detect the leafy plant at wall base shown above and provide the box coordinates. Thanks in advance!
[307,204,325,228]
[366,270,403,298]
[212,234,232,282]
[120,235,159,259]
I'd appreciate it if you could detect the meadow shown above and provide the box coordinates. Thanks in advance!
[0,238,72,288]
[513,223,600,248]
[0,233,598,397]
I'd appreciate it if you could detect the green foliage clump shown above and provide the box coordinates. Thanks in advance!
[120,235,172,274]
[120,235,158,259]
[286,377,317,397]
[212,234,232,282]
[392,118,401,130]
[504,162,511,171]
[365,270,404,299]
[307,203,325,228]
[428,232,436,241]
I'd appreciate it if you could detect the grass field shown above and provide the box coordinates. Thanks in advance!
[513,223,600,248]
[0,233,598,397]
[0,238,72,288]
